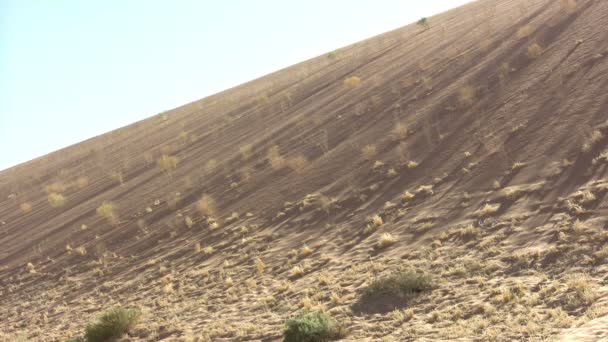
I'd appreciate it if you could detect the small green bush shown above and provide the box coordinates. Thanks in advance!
[283,311,346,342]
[364,269,433,300]
[84,307,140,342]
[417,17,430,29]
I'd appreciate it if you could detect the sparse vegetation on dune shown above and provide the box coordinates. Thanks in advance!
[48,192,67,208]
[96,201,118,225]
[4,0,608,340]
[363,269,433,302]
[343,76,362,89]
[283,312,346,342]
[82,307,140,342]
[158,154,179,174]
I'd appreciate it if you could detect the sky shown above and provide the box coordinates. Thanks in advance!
[0,0,472,171]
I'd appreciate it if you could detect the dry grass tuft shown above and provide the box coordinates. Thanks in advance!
[361,144,377,161]
[300,245,314,257]
[255,257,265,276]
[378,233,397,248]
[402,191,415,201]
[582,130,604,152]
[527,43,543,59]
[96,201,119,225]
[517,25,533,39]
[475,203,500,217]
[20,202,32,214]
[290,265,305,278]
[371,214,384,227]
[267,145,286,170]
[391,122,408,140]
[48,193,67,208]
[239,144,253,159]
[458,86,476,107]
[158,154,179,174]
[77,176,89,189]
[197,194,217,218]
[286,155,310,174]
[343,76,362,89]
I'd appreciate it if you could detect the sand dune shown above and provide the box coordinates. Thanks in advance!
[2,0,608,340]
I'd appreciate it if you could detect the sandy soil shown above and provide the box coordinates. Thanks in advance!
[2,0,608,340]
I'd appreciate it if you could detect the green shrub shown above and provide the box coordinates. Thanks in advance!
[283,311,346,342]
[364,269,433,300]
[84,307,140,342]
[417,17,430,29]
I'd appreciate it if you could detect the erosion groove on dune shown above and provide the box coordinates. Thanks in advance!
[2,0,608,340]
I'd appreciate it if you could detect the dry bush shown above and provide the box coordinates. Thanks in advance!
[391,122,408,140]
[109,171,123,185]
[286,155,309,174]
[184,216,194,228]
[402,191,415,201]
[378,233,397,248]
[290,265,305,278]
[475,203,500,217]
[96,201,119,225]
[343,76,362,89]
[517,25,533,39]
[48,193,67,208]
[361,144,377,161]
[77,176,89,189]
[527,43,543,59]
[239,144,253,159]
[582,130,604,152]
[300,245,314,257]
[158,154,179,174]
[371,214,384,227]
[267,145,286,170]
[255,257,265,276]
[197,194,217,218]
[20,202,32,214]
[458,86,476,107]
[206,159,217,173]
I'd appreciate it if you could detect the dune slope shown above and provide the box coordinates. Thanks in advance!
[2,0,608,340]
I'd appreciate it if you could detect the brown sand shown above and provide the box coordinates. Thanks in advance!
[2,0,608,340]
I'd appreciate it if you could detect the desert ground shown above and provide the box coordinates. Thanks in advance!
[2,0,608,340]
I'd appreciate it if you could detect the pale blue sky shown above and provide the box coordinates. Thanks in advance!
[0,0,471,171]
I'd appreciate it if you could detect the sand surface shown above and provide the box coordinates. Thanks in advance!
[2,0,608,340]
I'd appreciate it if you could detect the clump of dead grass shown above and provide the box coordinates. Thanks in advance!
[527,43,543,59]
[96,201,119,225]
[361,144,377,161]
[343,76,362,89]
[197,194,217,218]
[48,193,67,208]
